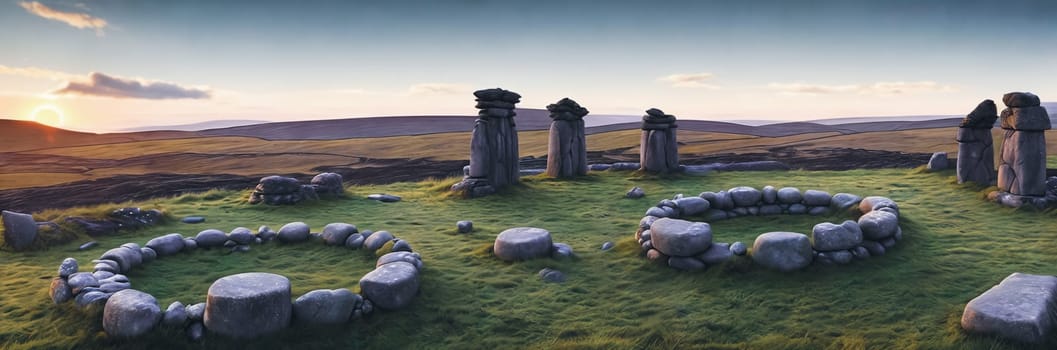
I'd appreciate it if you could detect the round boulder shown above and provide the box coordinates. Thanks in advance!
[277,222,311,243]
[377,251,423,270]
[803,190,832,206]
[204,273,292,339]
[493,227,553,261]
[359,261,420,310]
[456,220,474,233]
[344,233,365,249]
[751,232,813,272]
[363,230,395,251]
[293,288,357,324]
[674,197,710,216]
[648,218,712,257]
[811,220,863,251]
[860,196,899,215]
[228,227,255,245]
[776,187,802,204]
[103,289,162,338]
[50,277,73,304]
[728,186,762,207]
[195,229,228,248]
[146,233,185,256]
[163,301,188,327]
[321,223,357,246]
[58,257,78,278]
[858,210,899,240]
[311,172,345,196]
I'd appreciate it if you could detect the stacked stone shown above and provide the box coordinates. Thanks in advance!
[248,175,319,205]
[996,92,1051,197]
[310,172,344,196]
[956,100,998,184]
[544,98,589,178]
[451,88,522,197]
[639,108,679,173]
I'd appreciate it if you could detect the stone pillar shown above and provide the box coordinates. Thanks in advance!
[997,92,1050,196]
[545,98,589,178]
[956,100,998,185]
[451,88,521,197]
[639,108,679,173]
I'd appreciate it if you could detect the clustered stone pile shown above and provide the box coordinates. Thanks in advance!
[545,98,590,178]
[248,172,344,205]
[634,186,904,271]
[451,88,522,198]
[639,108,679,173]
[48,221,421,340]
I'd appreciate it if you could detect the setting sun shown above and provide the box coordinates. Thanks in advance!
[28,104,64,127]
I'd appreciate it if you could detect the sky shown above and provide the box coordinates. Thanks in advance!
[1,0,1055,132]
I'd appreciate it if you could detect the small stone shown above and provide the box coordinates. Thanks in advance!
[601,241,614,251]
[58,257,78,278]
[696,242,733,265]
[183,238,197,252]
[364,230,396,251]
[181,216,206,224]
[163,301,188,327]
[881,237,897,249]
[258,226,276,241]
[186,303,205,322]
[674,197,710,216]
[140,247,157,263]
[538,268,566,283]
[194,229,228,248]
[67,272,100,295]
[277,222,311,243]
[228,227,255,245]
[859,210,899,240]
[78,241,99,251]
[457,220,474,233]
[626,187,646,199]
[861,241,886,256]
[223,240,237,248]
[730,242,747,256]
[552,242,574,259]
[762,186,778,204]
[103,289,162,338]
[788,204,807,215]
[93,259,119,273]
[50,277,73,304]
[808,206,830,216]
[345,233,365,249]
[367,194,402,202]
[811,220,863,251]
[646,249,668,263]
[391,239,413,252]
[829,250,853,264]
[146,233,185,256]
[830,193,862,211]
[927,152,949,171]
[851,246,870,259]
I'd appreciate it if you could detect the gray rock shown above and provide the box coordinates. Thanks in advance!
[728,186,762,207]
[50,277,73,304]
[311,172,345,196]
[293,288,357,324]
[195,229,228,248]
[359,230,374,240]
[829,250,853,264]
[802,190,831,206]
[186,322,204,342]
[75,290,112,307]
[58,257,78,278]
[776,187,802,204]
[830,193,862,211]
[997,126,1049,196]
[851,246,870,259]
[759,205,783,216]
[258,226,276,241]
[1,210,37,250]
[391,239,413,252]
[1002,92,1041,108]
[646,249,668,263]
[93,259,119,273]
[146,233,185,256]
[626,187,645,199]
[668,256,707,270]
[93,270,115,280]
[674,197,710,216]
[601,241,614,251]
[228,227,255,245]
[961,273,1057,344]
[648,218,712,257]
[861,241,886,256]
[539,268,566,283]
[204,273,292,339]
[99,281,131,293]
[552,242,574,259]
[163,301,188,327]
[78,241,99,251]
[493,227,553,261]
[100,274,129,284]
[640,216,658,230]
[140,247,157,263]
[277,222,311,243]
[321,223,357,246]
[183,238,197,251]
[808,206,830,216]
[364,230,396,251]
[812,220,863,251]
[186,303,205,322]
[730,241,747,256]
[457,220,474,233]
[788,204,807,215]
[181,216,206,224]
[223,240,238,248]
[377,251,423,270]
[858,211,899,240]
[640,240,653,251]
[103,289,162,338]
[881,237,897,249]
[367,194,402,202]
[118,243,143,267]
[712,191,734,210]
[359,262,420,310]
[589,163,612,171]
[697,242,733,265]
[645,207,667,218]
[67,272,99,294]
[751,232,813,272]
[761,185,778,204]
[640,230,651,241]
[704,209,729,221]
[894,226,903,241]
[927,152,949,171]
[859,196,899,215]
[344,233,365,249]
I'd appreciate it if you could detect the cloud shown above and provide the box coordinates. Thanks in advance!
[768,81,956,96]
[19,1,108,35]
[658,73,720,89]
[0,65,77,81]
[407,83,471,96]
[52,72,211,100]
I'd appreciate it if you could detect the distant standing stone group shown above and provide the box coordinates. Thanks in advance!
[451,88,522,197]
[640,108,679,173]
[545,98,590,178]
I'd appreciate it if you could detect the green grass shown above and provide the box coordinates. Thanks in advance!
[1,169,1056,349]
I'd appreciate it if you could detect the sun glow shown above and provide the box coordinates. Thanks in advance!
[29,104,65,127]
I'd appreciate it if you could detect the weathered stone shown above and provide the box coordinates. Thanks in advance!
[858,211,899,240]
[961,99,999,128]
[758,205,782,216]
[697,242,733,265]
[163,301,188,327]
[186,303,205,322]
[367,194,402,202]
[277,222,311,243]
[494,227,553,261]
[957,127,997,185]
[78,241,99,251]
[675,197,710,216]
[829,250,853,264]
[538,268,567,283]
[1002,92,1041,108]
[311,172,345,196]
[668,256,706,270]
[830,193,862,211]
[927,152,949,171]
[1,210,37,251]
[227,227,254,245]
[377,251,423,270]
[776,187,802,204]
[181,216,206,224]
[881,237,897,249]
[99,281,131,293]
[728,186,762,207]
[145,233,184,256]
[788,204,807,215]
[730,241,747,256]
[100,248,139,273]
[139,247,156,263]
[204,273,292,339]
[58,257,78,278]
[552,242,574,259]
[751,232,813,272]
[93,259,119,273]
[194,229,227,248]
[808,206,831,216]
[998,128,1049,196]
[648,218,712,257]
[861,241,886,256]
[344,233,364,249]
[359,262,420,310]
[711,191,734,210]
[50,277,73,304]
[545,100,589,178]
[961,273,1057,344]
[646,249,668,263]
[812,220,863,251]
[859,196,899,215]
[364,230,395,251]
[391,239,413,252]
[645,207,668,218]
[851,246,870,259]
[293,288,357,324]
[457,220,474,233]
[183,238,197,251]
[802,190,831,206]
[103,289,161,338]
[321,223,357,246]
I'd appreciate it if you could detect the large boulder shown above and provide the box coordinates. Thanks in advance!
[648,218,712,257]
[205,273,292,339]
[859,196,899,215]
[321,223,357,246]
[146,233,185,256]
[858,211,899,240]
[363,230,396,251]
[1002,92,1041,108]
[751,232,813,272]
[227,227,254,245]
[293,288,357,324]
[961,273,1057,344]
[493,227,553,261]
[728,186,762,207]
[802,190,832,206]
[811,220,863,251]
[194,229,228,248]
[674,197,710,216]
[276,222,311,243]
[359,262,420,310]
[2,210,38,250]
[311,172,345,196]
[103,289,162,338]
[830,193,862,211]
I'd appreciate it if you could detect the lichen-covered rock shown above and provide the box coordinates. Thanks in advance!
[961,273,1057,344]
[204,273,292,339]
[50,277,73,304]
[751,232,813,272]
[293,288,357,325]
[493,227,553,261]
[359,262,420,310]
[103,289,162,338]
[363,230,395,251]
[648,218,712,257]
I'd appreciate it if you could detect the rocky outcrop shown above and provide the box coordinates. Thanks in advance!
[996,92,1050,196]
[957,100,998,185]
[451,88,522,198]
[545,98,589,178]
[639,108,679,173]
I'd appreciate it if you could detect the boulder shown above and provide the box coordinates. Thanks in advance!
[103,289,162,338]
[788,204,807,215]
[830,193,862,211]
[626,187,646,199]
[204,273,292,339]
[359,262,420,310]
[712,191,735,210]
[493,227,553,261]
[457,220,474,233]
[163,301,188,327]
[277,222,311,243]
[859,196,899,215]
[100,248,139,273]
[1002,92,1041,108]
[759,205,782,216]
[538,268,566,283]
[310,172,345,196]
[1,210,37,250]
[645,207,668,218]
[730,241,747,256]
[228,227,254,245]
[367,194,402,202]
[802,190,832,206]
[377,251,423,270]
[674,197,710,216]
[344,233,365,249]
[391,239,413,252]
[139,247,157,263]
[858,211,899,240]
[551,242,574,259]
[194,229,228,248]
[146,233,185,256]
[812,220,863,251]
[776,187,802,204]
[961,273,1057,344]
[58,257,78,278]
[696,242,733,265]
[751,232,813,272]
[648,218,712,257]
[186,303,205,321]
[928,152,949,171]
[363,230,395,251]
[183,238,197,251]
[729,186,762,207]
[762,186,778,204]
[861,240,886,256]
[50,277,73,304]
[293,288,357,324]
[181,216,206,224]
[321,223,357,246]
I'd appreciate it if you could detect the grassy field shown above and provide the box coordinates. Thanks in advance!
[1,169,1056,349]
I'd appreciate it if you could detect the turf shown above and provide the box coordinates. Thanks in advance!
[1,169,1056,349]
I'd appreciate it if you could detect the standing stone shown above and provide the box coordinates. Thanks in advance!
[2,210,38,251]
[545,98,590,178]
[957,100,999,185]
[103,289,162,338]
[997,92,1050,196]
[639,108,679,173]
[452,88,522,197]
[204,273,292,339]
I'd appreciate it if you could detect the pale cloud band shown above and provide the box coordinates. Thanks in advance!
[19,1,108,35]
[768,81,957,96]
[658,73,720,89]
[52,72,211,100]
[407,83,472,96]
[0,65,76,81]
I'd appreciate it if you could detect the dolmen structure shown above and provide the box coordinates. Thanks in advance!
[640,108,679,173]
[956,100,998,185]
[989,92,1053,208]
[545,98,589,178]
[452,88,522,197]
